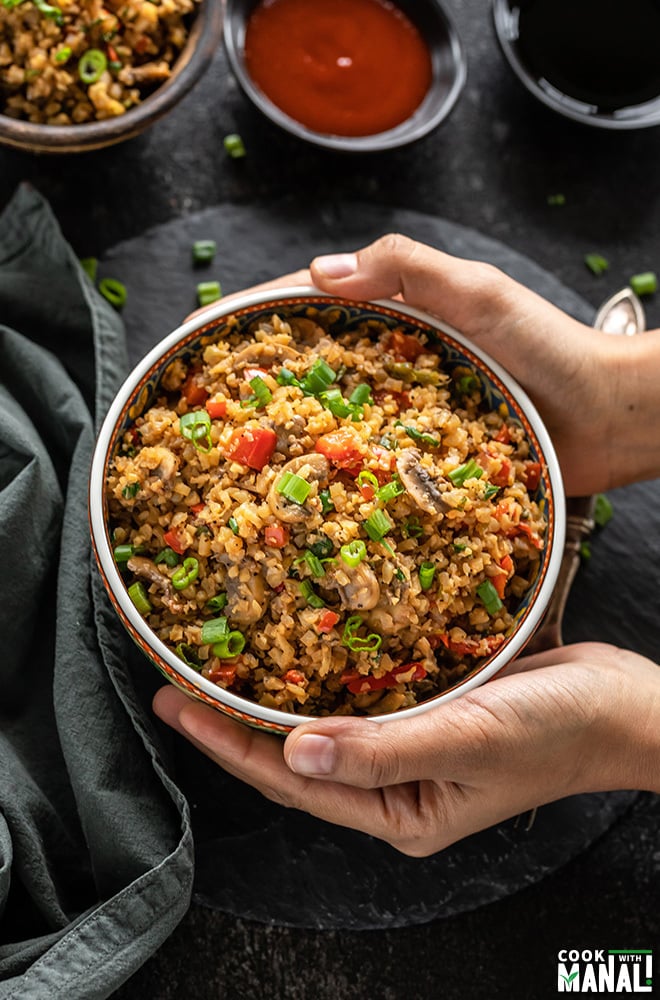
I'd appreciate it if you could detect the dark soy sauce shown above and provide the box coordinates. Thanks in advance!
[516,0,660,111]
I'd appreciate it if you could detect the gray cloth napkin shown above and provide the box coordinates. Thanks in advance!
[0,185,193,999]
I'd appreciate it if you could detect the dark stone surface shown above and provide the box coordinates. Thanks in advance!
[2,0,660,995]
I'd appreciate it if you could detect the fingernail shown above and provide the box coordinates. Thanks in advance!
[314,253,358,279]
[288,734,335,775]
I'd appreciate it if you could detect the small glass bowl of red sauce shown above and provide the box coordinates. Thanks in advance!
[224,0,466,152]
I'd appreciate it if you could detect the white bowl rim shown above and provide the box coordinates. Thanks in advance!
[89,285,566,727]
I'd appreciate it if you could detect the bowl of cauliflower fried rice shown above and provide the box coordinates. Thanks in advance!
[0,0,223,152]
[89,287,565,734]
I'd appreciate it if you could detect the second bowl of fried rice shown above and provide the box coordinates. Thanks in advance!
[89,287,565,734]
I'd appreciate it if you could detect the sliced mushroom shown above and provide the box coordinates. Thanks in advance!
[269,414,306,457]
[127,556,186,615]
[395,448,448,516]
[231,340,300,370]
[267,453,330,523]
[135,446,179,487]
[324,562,381,611]
[224,561,266,626]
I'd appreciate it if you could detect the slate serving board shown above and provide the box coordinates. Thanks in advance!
[101,200,659,929]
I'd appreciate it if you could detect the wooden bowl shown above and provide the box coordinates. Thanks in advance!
[0,0,225,154]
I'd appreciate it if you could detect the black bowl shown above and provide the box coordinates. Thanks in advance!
[0,0,225,154]
[492,0,660,130]
[224,0,466,152]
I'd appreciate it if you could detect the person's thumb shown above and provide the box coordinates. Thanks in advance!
[309,233,514,341]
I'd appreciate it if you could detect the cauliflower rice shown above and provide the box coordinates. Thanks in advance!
[106,311,547,717]
[0,0,199,124]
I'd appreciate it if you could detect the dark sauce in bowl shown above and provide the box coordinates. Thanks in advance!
[494,0,660,127]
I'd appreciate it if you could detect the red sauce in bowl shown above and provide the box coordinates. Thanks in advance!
[244,0,433,137]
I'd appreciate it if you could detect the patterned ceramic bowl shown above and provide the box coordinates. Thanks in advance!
[89,287,565,735]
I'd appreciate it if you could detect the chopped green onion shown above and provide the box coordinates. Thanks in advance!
[395,421,440,448]
[476,579,503,616]
[453,541,468,552]
[585,253,609,276]
[227,516,239,535]
[180,410,212,453]
[402,517,423,538]
[483,484,500,500]
[448,458,483,487]
[342,615,382,653]
[277,367,300,387]
[457,373,478,394]
[295,550,326,578]
[176,642,201,669]
[319,387,351,418]
[79,256,97,281]
[630,271,658,296]
[579,541,592,561]
[299,579,325,608]
[113,543,134,563]
[128,581,152,615]
[197,281,222,306]
[192,240,217,265]
[121,482,139,499]
[364,509,392,542]
[547,193,566,206]
[154,547,180,568]
[376,477,405,503]
[201,616,229,644]
[78,48,107,84]
[34,0,63,24]
[277,471,311,505]
[98,277,127,309]
[301,358,336,395]
[309,536,334,558]
[213,631,246,657]
[594,493,613,527]
[379,435,399,451]
[349,383,373,406]
[395,568,406,582]
[340,540,367,568]
[419,562,436,590]
[171,556,199,591]
[224,133,246,158]
[319,488,334,514]
[206,593,228,612]
[357,470,379,491]
[249,375,272,408]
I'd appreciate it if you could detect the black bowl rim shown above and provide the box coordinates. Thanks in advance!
[0,0,225,153]
[223,0,467,152]
[492,0,660,130]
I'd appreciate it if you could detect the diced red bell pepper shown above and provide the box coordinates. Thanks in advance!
[190,502,206,515]
[206,398,227,419]
[385,328,425,362]
[317,609,340,633]
[493,554,514,599]
[283,669,306,686]
[358,481,375,501]
[521,461,542,492]
[315,429,364,473]
[490,457,512,488]
[506,522,544,549]
[227,427,277,471]
[434,633,505,657]
[494,425,511,444]
[182,369,209,406]
[163,528,187,555]
[340,661,427,694]
[209,663,238,686]
[264,523,289,548]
